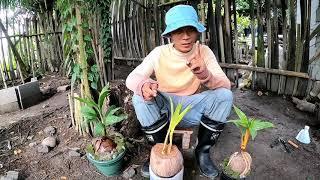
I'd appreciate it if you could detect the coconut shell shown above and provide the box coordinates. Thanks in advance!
[228,151,252,177]
[93,137,116,154]
[150,143,183,177]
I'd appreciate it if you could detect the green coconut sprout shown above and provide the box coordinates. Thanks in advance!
[162,97,192,154]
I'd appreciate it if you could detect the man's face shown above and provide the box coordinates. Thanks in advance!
[170,26,199,53]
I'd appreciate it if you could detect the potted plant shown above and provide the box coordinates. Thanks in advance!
[149,97,191,180]
[221,105,274,180]
[75,84,128,176]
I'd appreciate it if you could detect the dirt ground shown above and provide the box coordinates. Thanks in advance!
[0,72,320,180]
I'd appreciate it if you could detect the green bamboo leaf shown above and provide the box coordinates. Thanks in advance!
[104,114,127,126]
[104,105,116,117]
[80,105,97,121]
[228,119,250,129]
[94,122,105,136]
[103,106,127,126]
[74,96,97,107]
[98,84,110,109]
[250,119,274,131]
[233,105,248,122]
[249,127,258,140]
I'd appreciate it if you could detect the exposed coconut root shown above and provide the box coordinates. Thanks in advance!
[227,151,252,178]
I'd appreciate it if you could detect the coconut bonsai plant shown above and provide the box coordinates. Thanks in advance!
[75,84,128,176]
[221,105,274,179]
[149,97,191,179]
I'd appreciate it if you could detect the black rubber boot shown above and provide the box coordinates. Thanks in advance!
[140,114,169,178]
[195,116,225,178]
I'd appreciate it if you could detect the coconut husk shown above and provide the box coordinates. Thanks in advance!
[150,143,183,177]
[227,151,252,178]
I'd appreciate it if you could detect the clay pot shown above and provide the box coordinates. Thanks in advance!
[228,151,252,177]
[150,143,183,178]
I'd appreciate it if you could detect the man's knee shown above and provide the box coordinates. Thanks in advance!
[206,88,233,102]
[132,94,145,106]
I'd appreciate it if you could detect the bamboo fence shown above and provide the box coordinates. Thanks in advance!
[0,9,63,89]
[111,0,314,97]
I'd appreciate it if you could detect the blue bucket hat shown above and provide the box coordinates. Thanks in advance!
[161,5,206,37]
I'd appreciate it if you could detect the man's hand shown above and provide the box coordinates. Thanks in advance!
[142,82,158,101]
[186,41,208,79]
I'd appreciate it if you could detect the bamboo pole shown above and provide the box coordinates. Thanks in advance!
[0,20,27,78]
[0,32,62,39]
[68,92,75,127]
[73,93,82,136]
[200,0,205,43]
[216,0,225,62]
[0,62,6,88]
[5,14,16,83]
[219,63,309,79]
[224,0,232,63]
[278,0,288,94]
[12,19,24,84]
[287,0,297,71]
[34,18,43,73]
[0,30,8,86]
[27,18,36,78]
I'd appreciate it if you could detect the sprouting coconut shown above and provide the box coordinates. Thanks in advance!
[222,105,274,179]
[149,97,191,178]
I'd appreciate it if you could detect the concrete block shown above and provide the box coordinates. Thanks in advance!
[0,87,20,114]
[6,171,19,180]
[16,81,41,109]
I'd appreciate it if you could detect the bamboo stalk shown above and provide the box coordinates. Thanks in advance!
[73,93,81,134]
[0,30,8,86]
[219,63,310,79]
[34,18,43,73]
[224,0,232,63]
[12,19,24,84]
[0,19,27,78]
[68,92,75,127]
[0,52,7,88]
[76,5,91,99]
[0,32,62,39]
[216,0,225,62]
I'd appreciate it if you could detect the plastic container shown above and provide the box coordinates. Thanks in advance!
[149,166,184,180]
[296,125,311,144]
[86,150,125,176]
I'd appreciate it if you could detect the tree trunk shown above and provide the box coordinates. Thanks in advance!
[256,0,264,67]
[224,0,233,63]
[287,0,297,71]
[216,0,225,62]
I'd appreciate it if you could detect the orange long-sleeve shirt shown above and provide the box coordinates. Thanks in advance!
[126,43,230,96]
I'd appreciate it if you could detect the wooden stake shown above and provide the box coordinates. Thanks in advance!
[288,140,299,149]
[68,93,75,127]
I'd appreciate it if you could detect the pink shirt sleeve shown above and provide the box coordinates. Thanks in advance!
[125,47,161,95]
[200,46,231,89]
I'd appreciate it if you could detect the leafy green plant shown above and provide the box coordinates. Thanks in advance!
[74,84,128,137]
[229,105,274,151]
[162,97,192,154]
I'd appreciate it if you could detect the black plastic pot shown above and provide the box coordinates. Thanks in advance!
[220,171,246,180]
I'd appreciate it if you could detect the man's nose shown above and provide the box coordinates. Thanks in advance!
[182,31,190,39]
